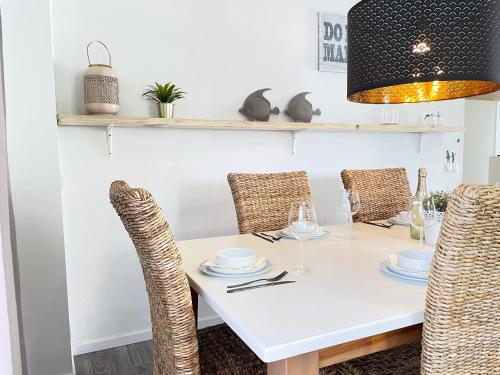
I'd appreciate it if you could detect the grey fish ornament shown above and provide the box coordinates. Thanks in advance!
[239,88,280,121]
[285,92,321,123]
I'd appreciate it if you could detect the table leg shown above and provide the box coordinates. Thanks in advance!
[267,351,319,375]
[190,286,198,329]
[319,324,422,367]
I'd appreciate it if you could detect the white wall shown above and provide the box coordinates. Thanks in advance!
[2,0,73,373]
[0,218,19,375]
[51,0,465,351]
[0,32,22,374]
[0,133,21,375]
[463,100,497,184]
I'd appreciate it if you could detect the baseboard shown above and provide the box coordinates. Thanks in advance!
[198,315,224,330]
[72,315,223,356]
[72,329,153,356]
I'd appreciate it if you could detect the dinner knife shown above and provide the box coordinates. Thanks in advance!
[227,280,296,293]
[252,232,274,243]
[363,221,394,229]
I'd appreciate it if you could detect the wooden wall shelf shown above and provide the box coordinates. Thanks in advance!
[58,114,464,133]
[57,114,465,157]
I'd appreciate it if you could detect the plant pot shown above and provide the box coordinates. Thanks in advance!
[424,212,445,247]
[158,103,174,119]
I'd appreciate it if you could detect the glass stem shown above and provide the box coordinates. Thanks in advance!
[419,228,423,249]
[348,214,353,239]
[299,240,304,270]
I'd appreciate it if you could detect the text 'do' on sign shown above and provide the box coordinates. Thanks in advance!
[319,12,348,73]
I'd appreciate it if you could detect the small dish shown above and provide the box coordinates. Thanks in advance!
[216,248,256,268]
[278,227,329,240]
[397,250,433,273]
[206,257,267,274]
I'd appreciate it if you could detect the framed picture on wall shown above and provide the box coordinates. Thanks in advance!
[318,12,348,73]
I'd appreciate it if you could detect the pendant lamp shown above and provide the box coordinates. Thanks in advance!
[347,0,500,104]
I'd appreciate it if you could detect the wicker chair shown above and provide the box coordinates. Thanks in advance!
[227,171,312,234]
[421,184,500,374]
[327,184,500,375]
[340,168,411,222]
[109,181,268,374]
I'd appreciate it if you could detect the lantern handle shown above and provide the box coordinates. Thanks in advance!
[86,40,112,67]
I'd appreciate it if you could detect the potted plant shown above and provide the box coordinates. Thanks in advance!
[142,82,186,119]
[424,190,450,246]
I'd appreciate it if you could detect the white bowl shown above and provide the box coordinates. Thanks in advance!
[398,211,410,221]
[397,250,433,272]
[215,248,256,268]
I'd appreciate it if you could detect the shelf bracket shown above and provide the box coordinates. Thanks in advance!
[106,125,113,157]
[291,130,306,157]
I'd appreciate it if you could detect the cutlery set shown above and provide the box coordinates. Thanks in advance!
[226,270,294,293]
[252,232,282,243]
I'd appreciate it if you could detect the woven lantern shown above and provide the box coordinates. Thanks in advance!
[84,40,120,114]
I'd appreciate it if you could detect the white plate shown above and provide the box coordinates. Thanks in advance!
[278,228,330,240]
[200,259,272,278]
[388,217,411,226]
[380,262,428,285]
[206,257,267,275]
[387,254,428,279]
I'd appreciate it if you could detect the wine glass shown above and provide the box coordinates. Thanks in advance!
[337,189,360,240]
[380,104,399,125]
[288,201,318,275]
[409,195,437,249]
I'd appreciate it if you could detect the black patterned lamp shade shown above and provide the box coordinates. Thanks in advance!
[347,0,500,104]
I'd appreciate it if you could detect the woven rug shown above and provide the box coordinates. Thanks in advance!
[198,324,266,374]
[336,342,421,375]
[197,324,420,375]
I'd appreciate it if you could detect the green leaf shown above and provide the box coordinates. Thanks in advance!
[430,190,451,212]
[142,81,186,103]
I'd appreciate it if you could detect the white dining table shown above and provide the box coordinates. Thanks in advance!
[178,223,431,374]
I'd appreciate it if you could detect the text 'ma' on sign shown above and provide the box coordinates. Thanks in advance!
[319,12,348,73]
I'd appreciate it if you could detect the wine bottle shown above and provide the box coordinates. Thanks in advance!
[410,168,428,240]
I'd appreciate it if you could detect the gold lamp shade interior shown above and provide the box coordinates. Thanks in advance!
[348,80,500,104]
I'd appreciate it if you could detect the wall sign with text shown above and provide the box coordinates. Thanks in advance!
[318,12,348,73]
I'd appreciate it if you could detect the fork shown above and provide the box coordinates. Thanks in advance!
[226,271,288,289]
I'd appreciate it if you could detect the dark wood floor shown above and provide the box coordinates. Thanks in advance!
[75,340,154,375]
